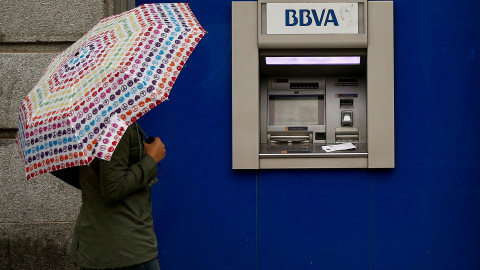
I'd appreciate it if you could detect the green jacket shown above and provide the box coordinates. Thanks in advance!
[71,123,158,269]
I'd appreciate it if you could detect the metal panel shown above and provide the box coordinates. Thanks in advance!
[367,1,395,168]
[260,157,367,168]
[232,2,260,169]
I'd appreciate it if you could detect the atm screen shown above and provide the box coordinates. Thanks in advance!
[269,95,325,126]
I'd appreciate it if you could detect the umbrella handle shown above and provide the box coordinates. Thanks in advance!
[145,137,155,144]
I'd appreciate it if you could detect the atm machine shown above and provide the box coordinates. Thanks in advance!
[259,50,368,158]
[232,0,394,169]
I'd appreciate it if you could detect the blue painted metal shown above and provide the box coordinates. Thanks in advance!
[136,0,480,269]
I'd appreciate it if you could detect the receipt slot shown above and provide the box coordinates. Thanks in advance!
[232,0,394,169]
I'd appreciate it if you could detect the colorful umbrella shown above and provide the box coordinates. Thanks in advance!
[17,3,206,180]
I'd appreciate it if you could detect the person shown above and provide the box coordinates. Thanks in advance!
[71,122,166,270]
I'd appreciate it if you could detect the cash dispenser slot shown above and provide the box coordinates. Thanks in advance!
[335,127,359,143]
[267,131,313,143]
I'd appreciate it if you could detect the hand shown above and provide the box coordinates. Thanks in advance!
[144,137,166,164]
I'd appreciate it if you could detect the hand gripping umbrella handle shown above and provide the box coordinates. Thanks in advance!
[136,123,161,177]
[144,136,162,178]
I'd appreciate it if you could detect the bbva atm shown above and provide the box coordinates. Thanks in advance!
[232,0,394,169]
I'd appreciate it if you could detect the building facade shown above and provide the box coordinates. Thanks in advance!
[0,1,134,269]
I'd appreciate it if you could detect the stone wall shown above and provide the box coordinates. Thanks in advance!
[0,1,135,269]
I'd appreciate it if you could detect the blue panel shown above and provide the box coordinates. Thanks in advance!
[136,1,256,269]
[372,0,480,269]
[136,0,480,269]
[257,170,372,269]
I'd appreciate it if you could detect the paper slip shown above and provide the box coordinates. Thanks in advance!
[322,143,357,153]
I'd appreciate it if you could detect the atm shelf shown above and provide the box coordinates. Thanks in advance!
[259,143,368,158]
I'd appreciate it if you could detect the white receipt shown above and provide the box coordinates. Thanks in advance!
[322,143,357,153]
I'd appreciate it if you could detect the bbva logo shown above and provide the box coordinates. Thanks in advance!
[285,9,339,26]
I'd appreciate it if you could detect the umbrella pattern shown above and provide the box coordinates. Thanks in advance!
[17,3,206,180]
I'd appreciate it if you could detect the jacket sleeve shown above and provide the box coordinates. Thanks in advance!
[99,125,158,203]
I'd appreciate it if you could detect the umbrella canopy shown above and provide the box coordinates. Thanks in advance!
[17,3,206,180]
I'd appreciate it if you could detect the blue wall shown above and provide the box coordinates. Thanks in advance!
[137,0,480,269]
